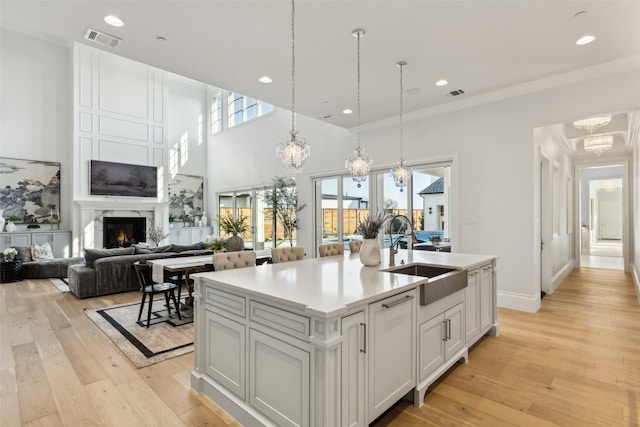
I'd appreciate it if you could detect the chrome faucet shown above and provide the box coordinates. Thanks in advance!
[385,214,413,267]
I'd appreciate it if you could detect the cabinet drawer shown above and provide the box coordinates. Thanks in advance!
[249,301,310,341]
[206,287,246,319]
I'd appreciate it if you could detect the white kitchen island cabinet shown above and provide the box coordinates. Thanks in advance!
[191,250,499,426]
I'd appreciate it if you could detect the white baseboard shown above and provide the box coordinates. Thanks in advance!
[632,263,640,303]
[497,291,540,313]
[548,259,575,295]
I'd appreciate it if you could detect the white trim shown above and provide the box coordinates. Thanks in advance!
[549,259,575,295]
[497,290,540,313]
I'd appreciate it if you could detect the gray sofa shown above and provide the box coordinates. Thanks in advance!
[67,243,212,299]
[12,246,84,279]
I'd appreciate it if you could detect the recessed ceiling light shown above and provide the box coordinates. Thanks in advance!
[258,76,273,83]
[435,79,448,87]
[104,15,124,27]
[576,35,595,45]
[156,36,167,43]
[342,109,353,114]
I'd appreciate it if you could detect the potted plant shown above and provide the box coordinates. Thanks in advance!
[216,214,249,252]
[355,211,390,266]
[147,224,168,247]
[5,215,20,232]
[205,238,226,253]
[169,215,175,228]
[2,247,17,262]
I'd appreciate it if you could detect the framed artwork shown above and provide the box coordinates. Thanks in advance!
[0,157,61,224]
[168,174,204,221]
[90,160,157,198]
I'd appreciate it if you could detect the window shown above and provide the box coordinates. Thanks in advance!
[227,92,273,128]
[211,94,222,134]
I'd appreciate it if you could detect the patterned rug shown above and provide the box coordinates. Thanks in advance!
[85,298,194,368]
[49,277,70,292]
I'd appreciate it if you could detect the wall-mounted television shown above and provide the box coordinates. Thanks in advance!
[90,160,158,198]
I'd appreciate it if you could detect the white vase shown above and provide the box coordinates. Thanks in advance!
[0,209,5,232]
[201,213,208,227]
[5,221,16,232]
[359,238,381,266]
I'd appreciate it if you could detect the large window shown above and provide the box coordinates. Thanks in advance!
[314,163,452,254]
[211,94,222,135]
[227,92,273,128]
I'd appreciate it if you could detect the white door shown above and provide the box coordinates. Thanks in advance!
[598,189,622,240]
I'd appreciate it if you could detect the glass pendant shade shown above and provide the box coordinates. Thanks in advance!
[391,61,411,191]
[277,130,310,171]
[346,28,371,184]
[583,134,613,156]
[572,116,612,134]
[277,0,309,172]
[345,146,372,186]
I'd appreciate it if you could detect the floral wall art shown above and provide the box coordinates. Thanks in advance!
[0,157,61,224]
[168,174,204,222]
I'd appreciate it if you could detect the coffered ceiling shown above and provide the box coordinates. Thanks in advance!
[2,1,639,131]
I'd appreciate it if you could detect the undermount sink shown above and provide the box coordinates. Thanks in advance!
[386,264,468,305]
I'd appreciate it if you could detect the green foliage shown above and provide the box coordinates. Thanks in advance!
[147,224,168,245]
[8,215,21,223]
[205,238,226,251]
[262,176,306,247]
[216,214,249,237]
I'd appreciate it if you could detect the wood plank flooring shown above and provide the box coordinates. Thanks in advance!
[1,267,638,426]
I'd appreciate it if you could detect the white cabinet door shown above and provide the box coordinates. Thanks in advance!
[205,310,246,400]
[3,233,31,248]
[368,289,416,422]
[444,303,464,361]
[341,311,366,427]
[32,231,71,258]
[191,227,212,243]
[464,269,480,345]
[418,313,445,382]
[479,265,493,330]
[249,329,309,427]
[169,228,190,245]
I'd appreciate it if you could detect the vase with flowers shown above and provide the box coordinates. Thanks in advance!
[355,211,390,266]
[3,247,18,262]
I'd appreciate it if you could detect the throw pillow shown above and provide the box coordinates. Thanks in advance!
[31,242,54,260]
[84,247,135,268]
[14,246,33,262]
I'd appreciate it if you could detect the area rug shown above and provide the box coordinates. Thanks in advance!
[49,277,70,292]
[85,298,194,368]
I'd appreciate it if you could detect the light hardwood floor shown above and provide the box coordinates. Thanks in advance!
[1,268,638,426]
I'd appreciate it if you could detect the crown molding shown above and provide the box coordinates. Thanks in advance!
[360,55,640,133]
[627,111,640,153]
[546,124,575,158]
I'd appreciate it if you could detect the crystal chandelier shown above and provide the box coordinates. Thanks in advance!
[345,28,372,187]
[583,135,613,156]
[391,61,411,192]
[573,115,613,156]
[276,0,310,172]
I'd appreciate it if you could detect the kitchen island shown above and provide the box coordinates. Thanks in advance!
[191,250,499,426]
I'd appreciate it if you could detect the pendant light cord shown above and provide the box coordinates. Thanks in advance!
[356,30,361,149]
[291,0,296,133]
[399,63,404,161]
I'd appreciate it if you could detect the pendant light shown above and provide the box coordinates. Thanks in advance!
[345,28,372,187]
[276,0,310,172]
[391,61,411,191]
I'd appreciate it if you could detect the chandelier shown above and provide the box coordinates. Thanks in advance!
[391,61,411,191]
[583,135,613,156]
[276,0,310,172]
[572,115,613,156]
[345,28,372,187]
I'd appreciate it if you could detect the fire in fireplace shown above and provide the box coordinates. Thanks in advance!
[103,217,146,248]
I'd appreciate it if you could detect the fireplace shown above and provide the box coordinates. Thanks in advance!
[103,217,146,248]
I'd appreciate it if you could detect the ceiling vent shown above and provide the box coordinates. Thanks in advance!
[84,28,121,48]
[447,89,465,97]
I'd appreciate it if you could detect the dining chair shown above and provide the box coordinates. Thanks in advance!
[271,246,305,263]
[348,241,363,254]
[318,243,344,257]
[133,261,181,328]
[212,251,257,271]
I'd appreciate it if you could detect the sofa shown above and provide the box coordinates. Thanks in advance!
[12,245,84,279]
[68,243,212,299]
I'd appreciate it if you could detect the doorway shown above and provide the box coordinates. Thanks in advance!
[578,165,625,271]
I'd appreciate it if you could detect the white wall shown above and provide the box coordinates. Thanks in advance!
[0,28,72,229]
[633,122,640,296]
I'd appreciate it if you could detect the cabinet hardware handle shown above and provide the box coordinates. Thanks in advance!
[382,294,414,309]
[442,320,447,341]
[360,322,366,353]
[446,319,451,340]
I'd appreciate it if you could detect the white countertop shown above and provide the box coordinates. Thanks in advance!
[193,250,496,318]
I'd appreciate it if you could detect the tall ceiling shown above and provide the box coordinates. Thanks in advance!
[1,0,639,130]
